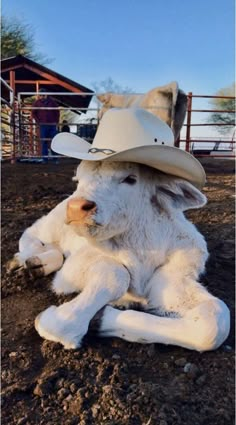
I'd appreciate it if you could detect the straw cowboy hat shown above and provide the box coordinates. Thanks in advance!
[51,108,206,188]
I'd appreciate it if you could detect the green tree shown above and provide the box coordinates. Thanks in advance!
[1,14,50,64]
[208,83,235,134]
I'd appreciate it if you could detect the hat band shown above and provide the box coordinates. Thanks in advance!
[88,147,116,155]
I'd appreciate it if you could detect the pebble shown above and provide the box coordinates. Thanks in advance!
[91,403,100,418]
[112,354,121,360]
[147,344,155,357]
[222,345,233,352]
[196,374,207,386]
[17,418,27,425]
[69,383,78,394]
[159,420,168,425]
[102,385,113,394]
[63,394,73,403]
[9,352,18,358]
[129,384,138,391]
[183,362,200,379]
[57,388,70,400]
[55,378,65,390]
[174,357,187,367]
[33,380,53,397]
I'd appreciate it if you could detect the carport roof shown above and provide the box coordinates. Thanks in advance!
[1,55,94,113]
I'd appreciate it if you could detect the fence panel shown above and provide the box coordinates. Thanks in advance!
[1,86,235,162]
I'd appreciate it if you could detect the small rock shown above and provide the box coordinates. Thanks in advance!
[69,383,78,394]
[112,354,121,360]
[183,362,200,379]
[102,385,113,394]
[33,380,53,397]
[196,374,207,386]
[159,420,168,425]
[9,352,18,358]
[57,388,70,400]
[147,344,155,357]
[174,357,187,367]
[55,378,65,390]
[76,387,86,397]
[17,418,27,425]
[91,403,100,418]
[129,384,138,391]
[222,344,233,352]
[63,394,73,403]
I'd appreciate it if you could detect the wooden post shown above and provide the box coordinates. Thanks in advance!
[9,70,15,92]
[9,70,16,163]
[186,92,192,153]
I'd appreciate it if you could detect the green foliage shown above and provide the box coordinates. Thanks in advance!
[1,15,51,64]
[208,83,236,134]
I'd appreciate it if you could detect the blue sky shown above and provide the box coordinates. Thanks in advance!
[3,0,235,138]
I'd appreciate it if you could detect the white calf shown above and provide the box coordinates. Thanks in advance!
[9,161,230,350]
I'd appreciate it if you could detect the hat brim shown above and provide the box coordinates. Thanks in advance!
[52,133,206,188]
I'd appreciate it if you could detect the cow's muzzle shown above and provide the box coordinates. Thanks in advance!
[66,198,97,225]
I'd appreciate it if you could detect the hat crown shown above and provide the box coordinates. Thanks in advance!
[92,108,174,152]
[51,107,205,188]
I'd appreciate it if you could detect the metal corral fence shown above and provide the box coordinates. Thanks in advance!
[1,77,15,160]
[181,93,235,158]
[1,85,235,162]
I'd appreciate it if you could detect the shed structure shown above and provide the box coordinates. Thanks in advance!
[1,54,94,111]
[1,55,94,161]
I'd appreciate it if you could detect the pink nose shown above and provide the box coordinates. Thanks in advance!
[66,198,97,224]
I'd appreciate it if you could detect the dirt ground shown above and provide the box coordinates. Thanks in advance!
[1,158,235,425]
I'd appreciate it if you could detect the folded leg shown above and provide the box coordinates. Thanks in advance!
[95,249,230,351]
[35,257,130,348]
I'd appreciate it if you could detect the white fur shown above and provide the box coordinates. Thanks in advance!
[97,82,187,141]
[12,161,230,350]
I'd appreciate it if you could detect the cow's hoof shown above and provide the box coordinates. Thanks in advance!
[35,305,86,349]
[6,255,22,273]
[25,256,45,278]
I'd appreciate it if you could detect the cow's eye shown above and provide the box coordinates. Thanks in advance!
[121,175,137,185]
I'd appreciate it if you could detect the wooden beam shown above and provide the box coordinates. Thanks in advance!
[24,64,84,94]
[1,64,23,73]
[5,80,57,84]
[9,70,15,92]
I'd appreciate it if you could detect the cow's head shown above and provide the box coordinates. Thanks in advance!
[66,161,206,242]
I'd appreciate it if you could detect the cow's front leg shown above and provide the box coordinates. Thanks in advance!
[7,244,64,278]
[7,228,64,278]
[7,198,67,277]
[35,258,130,349]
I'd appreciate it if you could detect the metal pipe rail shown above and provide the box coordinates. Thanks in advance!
[1,88,235,162]
[185,92,235,155]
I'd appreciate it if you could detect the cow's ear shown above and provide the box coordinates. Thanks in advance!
[96,93,112,105]
[155,180,207,211]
